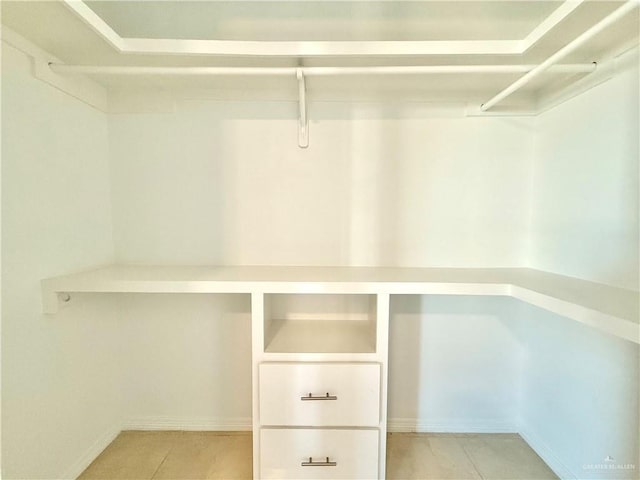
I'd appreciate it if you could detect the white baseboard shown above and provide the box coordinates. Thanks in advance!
[519,424,577,480]
[122,416,252,432]
[61,425,121,480]
[388,418,517,433]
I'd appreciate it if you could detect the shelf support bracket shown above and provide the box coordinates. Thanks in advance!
[41,277,73,314]
[297,68,309,148]
[42,291,71,314]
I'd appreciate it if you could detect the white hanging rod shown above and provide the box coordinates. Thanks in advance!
[48,63,597,77]
[481,0,639,111]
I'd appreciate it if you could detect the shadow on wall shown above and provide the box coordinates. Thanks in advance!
[344,102,401,266]
[516,301,640,479]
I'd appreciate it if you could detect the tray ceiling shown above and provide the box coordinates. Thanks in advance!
[1,0,636,63]
[84,1,562,42]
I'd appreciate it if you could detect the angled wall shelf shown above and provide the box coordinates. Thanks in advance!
[41,265,639,344]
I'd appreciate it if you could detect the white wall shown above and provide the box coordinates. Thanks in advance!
[108,101,533,267]
[1,43,120,478]
[522,47,640,480]
[118,293,252,430]
[530,47,639,291]
[519,303,639,480]
[389,295,522,431]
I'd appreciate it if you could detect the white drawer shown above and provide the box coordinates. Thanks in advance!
[260,428,379,480]
[259,362,380,427]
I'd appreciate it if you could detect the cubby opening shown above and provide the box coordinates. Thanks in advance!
[263,294,378,353]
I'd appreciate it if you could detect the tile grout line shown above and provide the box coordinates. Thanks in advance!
[459,439,486,480]
[150,431,181,480]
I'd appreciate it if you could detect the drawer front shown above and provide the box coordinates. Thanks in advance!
[259,363,380,427]
[260,428,379,480]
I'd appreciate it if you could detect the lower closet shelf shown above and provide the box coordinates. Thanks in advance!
[41,264,639,343]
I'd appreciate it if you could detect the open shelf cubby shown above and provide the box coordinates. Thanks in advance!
[263,294,378,354]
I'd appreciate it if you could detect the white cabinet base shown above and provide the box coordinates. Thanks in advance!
[252,292,390,479]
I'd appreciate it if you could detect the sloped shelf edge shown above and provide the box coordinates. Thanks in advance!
[41,265,639,344]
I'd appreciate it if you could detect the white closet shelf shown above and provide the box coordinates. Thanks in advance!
[41,265,639,344]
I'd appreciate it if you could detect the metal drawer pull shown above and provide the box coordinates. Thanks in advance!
[301,457,337,467]
[301,392,338,401]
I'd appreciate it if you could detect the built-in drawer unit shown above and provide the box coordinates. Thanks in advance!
[253,292,389,479]
[259,362,381,427]
[260,428,379,480]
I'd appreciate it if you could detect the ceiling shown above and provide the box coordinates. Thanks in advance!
[1,1,638,109]
[85,1,560,42]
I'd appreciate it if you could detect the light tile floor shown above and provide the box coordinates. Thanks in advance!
[78,431,558,480]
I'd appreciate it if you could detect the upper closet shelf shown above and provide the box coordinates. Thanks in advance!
[41,265,639,344]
